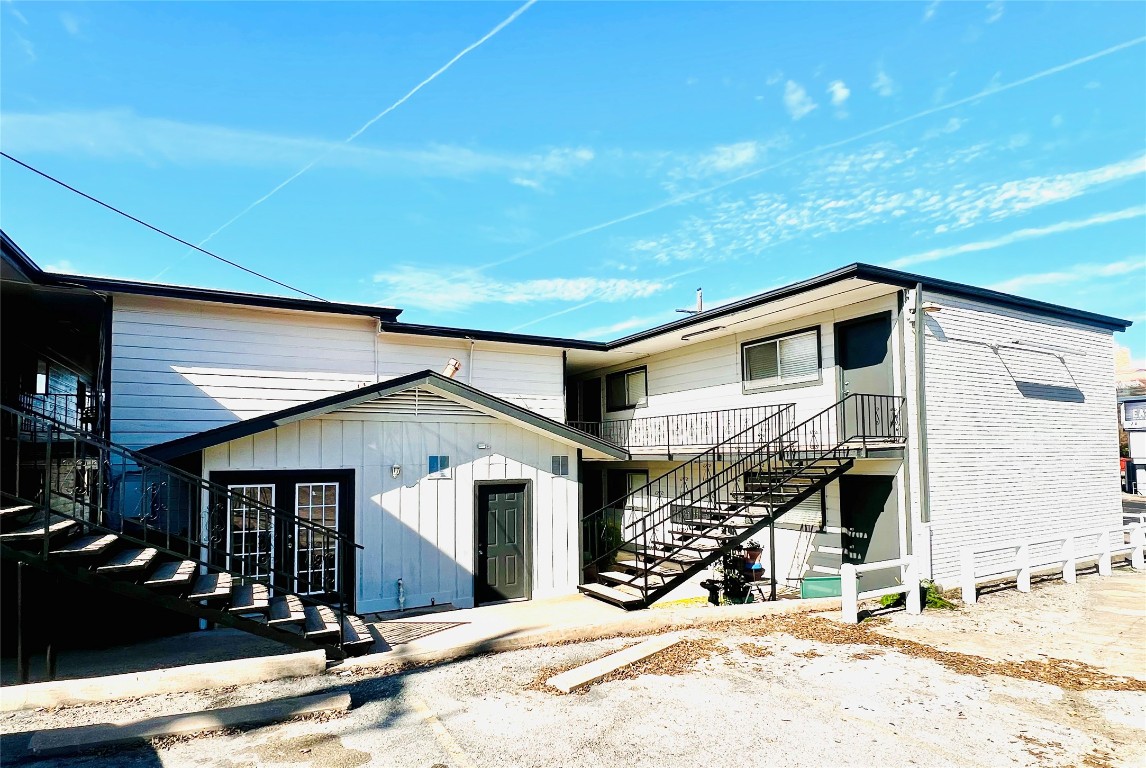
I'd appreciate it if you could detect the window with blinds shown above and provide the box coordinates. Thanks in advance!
[743,328,820,388]
[605,367,648,411]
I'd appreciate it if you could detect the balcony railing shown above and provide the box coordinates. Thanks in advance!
[569,404,793,455]
[16,392,102,434]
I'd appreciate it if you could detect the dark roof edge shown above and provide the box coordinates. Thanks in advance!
[42,273,404,323]
[378,320,606,351]
[1,230,46,281]
[141,370,628,462]
[601,263,1131,348]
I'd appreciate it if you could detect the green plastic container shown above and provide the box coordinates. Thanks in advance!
[800,576,842,599]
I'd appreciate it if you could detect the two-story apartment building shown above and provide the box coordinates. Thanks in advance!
[2,231,1130,630]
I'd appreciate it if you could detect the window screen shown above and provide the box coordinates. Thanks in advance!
[552,455,570,476]
[744,329,819,387]
[606,367,648,410]
[428,455,451,478]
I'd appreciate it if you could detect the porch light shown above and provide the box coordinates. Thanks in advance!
[391,464,402,478]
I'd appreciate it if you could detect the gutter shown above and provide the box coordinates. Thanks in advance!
[914,283,931,525]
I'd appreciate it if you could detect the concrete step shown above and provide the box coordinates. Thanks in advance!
[230,583,270,613]
[50,533,118,558]
[267,594,306,626]
[143,560,198,589]
[597,570,667,589]
[0,514,78,543]
[577,582,645,609]
[188,572,233,601]
[96,547,158,574]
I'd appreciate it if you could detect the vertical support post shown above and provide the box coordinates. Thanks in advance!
[1061,536,1076,584]
[45,575,57,681]
[1016,543,1031,593]
[840,563,858,623]
[960,547,977,605]
[768,518,777,602]
[1131,524,1145,571]
[905,558,922,616]
[1098,530,1112,576]
[17,562,30,684]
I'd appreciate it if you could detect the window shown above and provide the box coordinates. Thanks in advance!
[428,455,451,479]
[552,455,570,476]
[743,328,820,389]
[605,367,647,411]
[34,360,48,395]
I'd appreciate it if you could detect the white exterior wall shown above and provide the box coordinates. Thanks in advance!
[904,290,1123,584]
[202,411,581,613]
[574,294,903,425]
[110,295,565,449]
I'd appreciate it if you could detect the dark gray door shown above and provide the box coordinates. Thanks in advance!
[835,312,893,440]
[840,475,901,589]
[477,484,528,604]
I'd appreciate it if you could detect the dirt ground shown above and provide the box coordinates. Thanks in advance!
[2,569,1143,768]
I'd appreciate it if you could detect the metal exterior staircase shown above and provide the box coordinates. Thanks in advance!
[0,404,375,663]
[578,394,905,609]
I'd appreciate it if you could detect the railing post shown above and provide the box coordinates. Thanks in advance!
[1061,536,1076,584]
[960,548,977,604]
[1097,530,1112,577]
[1132,524,1145,571]
[904,559,922,615]
[840,563,859,623]
[1016,543,1031,593]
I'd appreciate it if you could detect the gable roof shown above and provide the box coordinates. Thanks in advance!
[141,369,629,462]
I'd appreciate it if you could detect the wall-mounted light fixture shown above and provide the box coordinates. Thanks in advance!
[390,464,402,479]
[476,443,490,450]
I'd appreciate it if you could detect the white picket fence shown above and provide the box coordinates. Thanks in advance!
[840,557,922,623]
[960,523,1146,605]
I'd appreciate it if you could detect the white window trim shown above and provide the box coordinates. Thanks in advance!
[742,327,822,392]
[606,366,648,412]
[428,455,452,480]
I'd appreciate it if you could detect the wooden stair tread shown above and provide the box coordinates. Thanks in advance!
[577,582,644,608]
[268,594,306,626]
[230,583,270,613]
[189,572,233,600]
[1,515,78,541]
[0,504,36,522]
[144,560,197,587]
[303,605,340,638]
[97,547,158,573]
[341,614,375,650]
[50,533,118,557]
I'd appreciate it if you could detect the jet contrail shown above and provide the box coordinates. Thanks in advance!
[482,34,1146,271]
[155,0,537,278]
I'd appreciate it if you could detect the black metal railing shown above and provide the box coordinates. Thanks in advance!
[569,404,792,454]
[16,392,102,434]
[0,404,363,650]
[581,394,906,599]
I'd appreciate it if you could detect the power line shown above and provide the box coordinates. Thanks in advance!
[0,151,331,303]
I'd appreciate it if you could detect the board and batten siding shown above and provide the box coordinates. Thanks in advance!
[573,294,903,427]
[904,291,1122,584]
[201,410,581,613]
[110,295,565,449]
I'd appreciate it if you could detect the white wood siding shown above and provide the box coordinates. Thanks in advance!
[110,295,565,449]
[573,295,903,426]
[202,411,581,613]
[905,291,1123,583]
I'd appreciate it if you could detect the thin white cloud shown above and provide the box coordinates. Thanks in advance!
[510,177,543,191]
[577,314,668,340]
[373,268,671,311]
[923,1,941,21]
[886,206,1146,268]
[766,70,784,86]
[479,36,1146,270]
[0,110,594,180]
[783,80,817,121]
[42,259,75,273]
[989,257,1146,294]
[695,141,761,173]
[922,116,967,139]
[986,1,1004,23]
[872,68,897,97]
[59,12,80,37]
[827,80,850,107]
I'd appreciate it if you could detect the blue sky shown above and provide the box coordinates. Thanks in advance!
[2,1,1144,358]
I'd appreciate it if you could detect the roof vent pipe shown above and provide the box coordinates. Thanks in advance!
[442,358,462,378]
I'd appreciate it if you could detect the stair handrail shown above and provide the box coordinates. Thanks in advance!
[1,404,361,549]
[2,403,364,650]
[584,394,906,592]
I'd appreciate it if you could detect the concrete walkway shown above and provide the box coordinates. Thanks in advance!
[348,591,837,669]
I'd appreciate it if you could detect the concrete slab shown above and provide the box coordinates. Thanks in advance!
[0,649,327,712]
[342,592,841,671]
[546,634,681,693]
[27,690,351,757]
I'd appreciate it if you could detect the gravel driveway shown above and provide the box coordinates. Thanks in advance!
[4,570,1144,768]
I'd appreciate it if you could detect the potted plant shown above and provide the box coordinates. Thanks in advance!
[743,539,763,564]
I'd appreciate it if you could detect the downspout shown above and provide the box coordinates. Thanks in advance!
[896,290,913,555]
[913,284,931,526]
[467,338,475,384]
[374,318,381,383]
